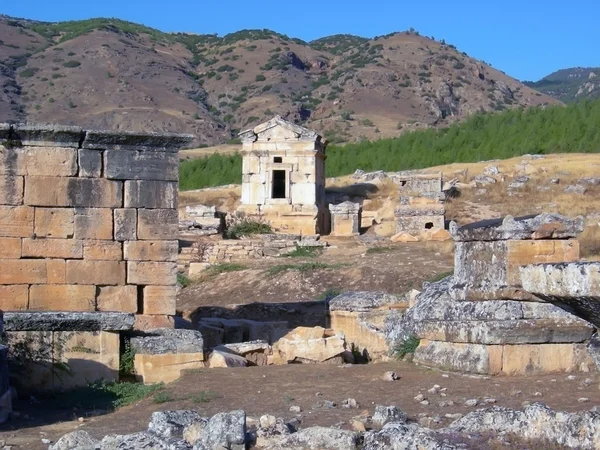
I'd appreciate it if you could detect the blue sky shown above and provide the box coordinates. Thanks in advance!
[3,0,597,81]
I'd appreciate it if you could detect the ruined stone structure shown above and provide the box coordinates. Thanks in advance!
[0,123,192,390]
[329,201,361,237]
[236,116,329,235]
[179,204,223,236]
[393,173,446,240]
[389,214,597,375]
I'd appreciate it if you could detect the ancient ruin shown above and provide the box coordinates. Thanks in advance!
[393,172,447,241]
[236,116,329,235]
[329,201,361,237]
[0,123,192,390]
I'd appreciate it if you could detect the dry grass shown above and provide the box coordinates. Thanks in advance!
[579,225,600,259]
[179,187,241,210]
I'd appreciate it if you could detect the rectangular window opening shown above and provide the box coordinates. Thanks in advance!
[274,156,282,163]
[272,170,286,199]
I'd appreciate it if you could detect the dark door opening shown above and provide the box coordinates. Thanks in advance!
[272,170,286,199]
[425,222,434,229]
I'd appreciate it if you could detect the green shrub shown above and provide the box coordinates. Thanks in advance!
[63,60,81,68]
[393,336,420,359]
[266,262,342,276]
[192,391,222,403]
[19,67,38,78]
[177,273,191,288]
[283,245,322,258]
[255,74,266,82]
[152,391,174,404]
[119,339,135,376]
[226,220,272,238]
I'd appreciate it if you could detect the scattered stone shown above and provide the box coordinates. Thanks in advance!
[567,375,577,380]
[483,166,500,176]
[464,399,479,407]
[342,398,358,409]
[445,413,463,420]
[264,427,359,450]
[427,385,441,394]
[419,400,430,406]
[473,175,497,185]
[289,405,302,413]
[194,410,246,450]
[351,420,366,432]
[51,433,98,450]
[372,406,408,427]
[564,184,587,195]
[550,178,560,184]
[533,392,543,397]
[578,398,590,403]
[382,371,399,381]
[183,421,207,446]
[413,394,425,402]
[148,410,204,438]
[259,415,277,429]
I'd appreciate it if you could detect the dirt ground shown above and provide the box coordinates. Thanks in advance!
[177,241,454,316]
[2,362,599,449]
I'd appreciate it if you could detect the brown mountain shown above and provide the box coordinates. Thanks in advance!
[0,16,559,146]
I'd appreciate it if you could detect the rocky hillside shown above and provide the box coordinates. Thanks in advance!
[524,67,600,103]
[0,16,559,145]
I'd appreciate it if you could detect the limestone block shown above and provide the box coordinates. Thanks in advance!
[74,208,114,240]
[143,286,176,315]
[124,240,178,262]
[414,340,503,375]
[272,327,347,364]
[46,259,66,284]
[104,151,179,181]
[78,149,102,177]
[134,353,204,384]
[34,207,74,238]
[114,208,137,241]
[10,124,84,147]
[0,260,46,284]
[127,262,177,285]
[24,177,122,207]
[501,344,594,375]
[0,175,23,205]
[0,285,28,310]
[0,237,21,258]
[506,240,579,285]
[290,183,315,204]
[96,285,138,313]
[0,146,77,176]
[0,206,34,237]
[83,129,192,152]
[29,285,96,311]
[124,180,177,209]
[3,311,134,331]
[208,350,248,368]
[329,311,389,360]
[137,209,178,240]
[66,260,126,285]
[83,240,122,260]
[134,314,175,331]
[22,238,83,259]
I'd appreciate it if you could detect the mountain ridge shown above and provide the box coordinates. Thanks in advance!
[524,67,600,103]
[0,15,559,145]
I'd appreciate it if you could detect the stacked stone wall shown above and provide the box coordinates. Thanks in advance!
[0,124,191,327]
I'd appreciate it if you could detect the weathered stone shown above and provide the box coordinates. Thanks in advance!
[25,176,122,207]
[47,259,66,284]
[450,213,584,242]
[148,410,204,438]
[78,149,102,177]
[49,430,98,450]
[11,123,84,147]
[124,240,178,262]
[194,410,246,450]
[29,285,96,311]
[142,285,176,315]
[134,314,175,331]
[128,261,177,285]
[0,285,28,310]
[329,292,402,312]
[96,286,138,313]
[34,207,74,238]
[271,327,348,364]
[264,426,359,450]
[0,175,23,205]
[130,329,204,355]
[414,340,502,375]
[104,150,179,181]
[74,208,114,240]
[0,146,77,176]
[82,129,193,152]
[66,260,126,285]
[124,180,178,208]
[100,432,190,449]
[0,259,47,284]
[363,421,455,450]
[114,208,137,241]
[83,240,122,260]
[0,205,34,237]
[134,352,204,384]
[0,237,21,258]
[208,349,248,368]
[22,238,83,259]
[372,405,408,427]
[3,311,134,331]
[138,209,178,240]
[183,420,208,446]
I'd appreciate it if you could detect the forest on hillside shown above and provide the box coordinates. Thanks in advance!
[179,100,600,190]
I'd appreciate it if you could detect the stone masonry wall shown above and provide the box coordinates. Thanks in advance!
[0,124,192,329]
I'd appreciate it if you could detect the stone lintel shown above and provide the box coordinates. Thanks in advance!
[329,201,361,215]
[394,205,445,217]
[82,129,194,151]
[130,328,204,355]
[3,311,134,331]
[10,123,84,147]
[450,213,584,242]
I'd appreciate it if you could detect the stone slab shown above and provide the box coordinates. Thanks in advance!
[0,175,23,205]
[25,176,122,207]
[127,261,177,285]
[83,240,122,260]
[22,238,83,259]
[143,286,177,315]
[134,353,204,384]
[0,146,77,176]
[0,259,47,284]
[34,207,74,238]
[66,260,126,285]
[104,151,179,181]
[96,285,138,313]
[82,129,193,152]
[114,208,137,241]
[3,311,135,331]
[0,206,34,237]
[137,209,178,240]
[10,124,84,147]
[29,284,96,311]
[78,149,102,177]
[0,285,29,310]
[124,180,177,208]
[74,208,114,240]
[0,237,21,259]
[124,240,178,262]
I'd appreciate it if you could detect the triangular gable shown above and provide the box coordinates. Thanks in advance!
[239,116,320,143]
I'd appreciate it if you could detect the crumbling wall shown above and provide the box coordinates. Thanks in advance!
[0,123,192,390]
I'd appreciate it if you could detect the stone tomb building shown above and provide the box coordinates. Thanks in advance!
[237,116,329,235]
[394,172,445,238]
[0,123,202,390]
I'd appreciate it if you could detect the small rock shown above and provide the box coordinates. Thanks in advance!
[441,374,449,378]
[578,398,590,403]
[413,394,425,402]
[445,413,463,420]
[464,399,478,407]
[41,439,51,445]
[533,392,543,397]
[372,405,408,427]
[351,420,365,432]
[583,378,594,386]
[420,400,430,406]
[567,375,577,381]
[522,401,531,407]
[77,417,85,423]
[342,398,358,409]
[259,415,277,429]
[382,371,399,381]
[483,398,496,404]
[289,406,302,413]
[427,386,440,394]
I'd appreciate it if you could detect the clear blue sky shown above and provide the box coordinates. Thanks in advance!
[3,0,597,81]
